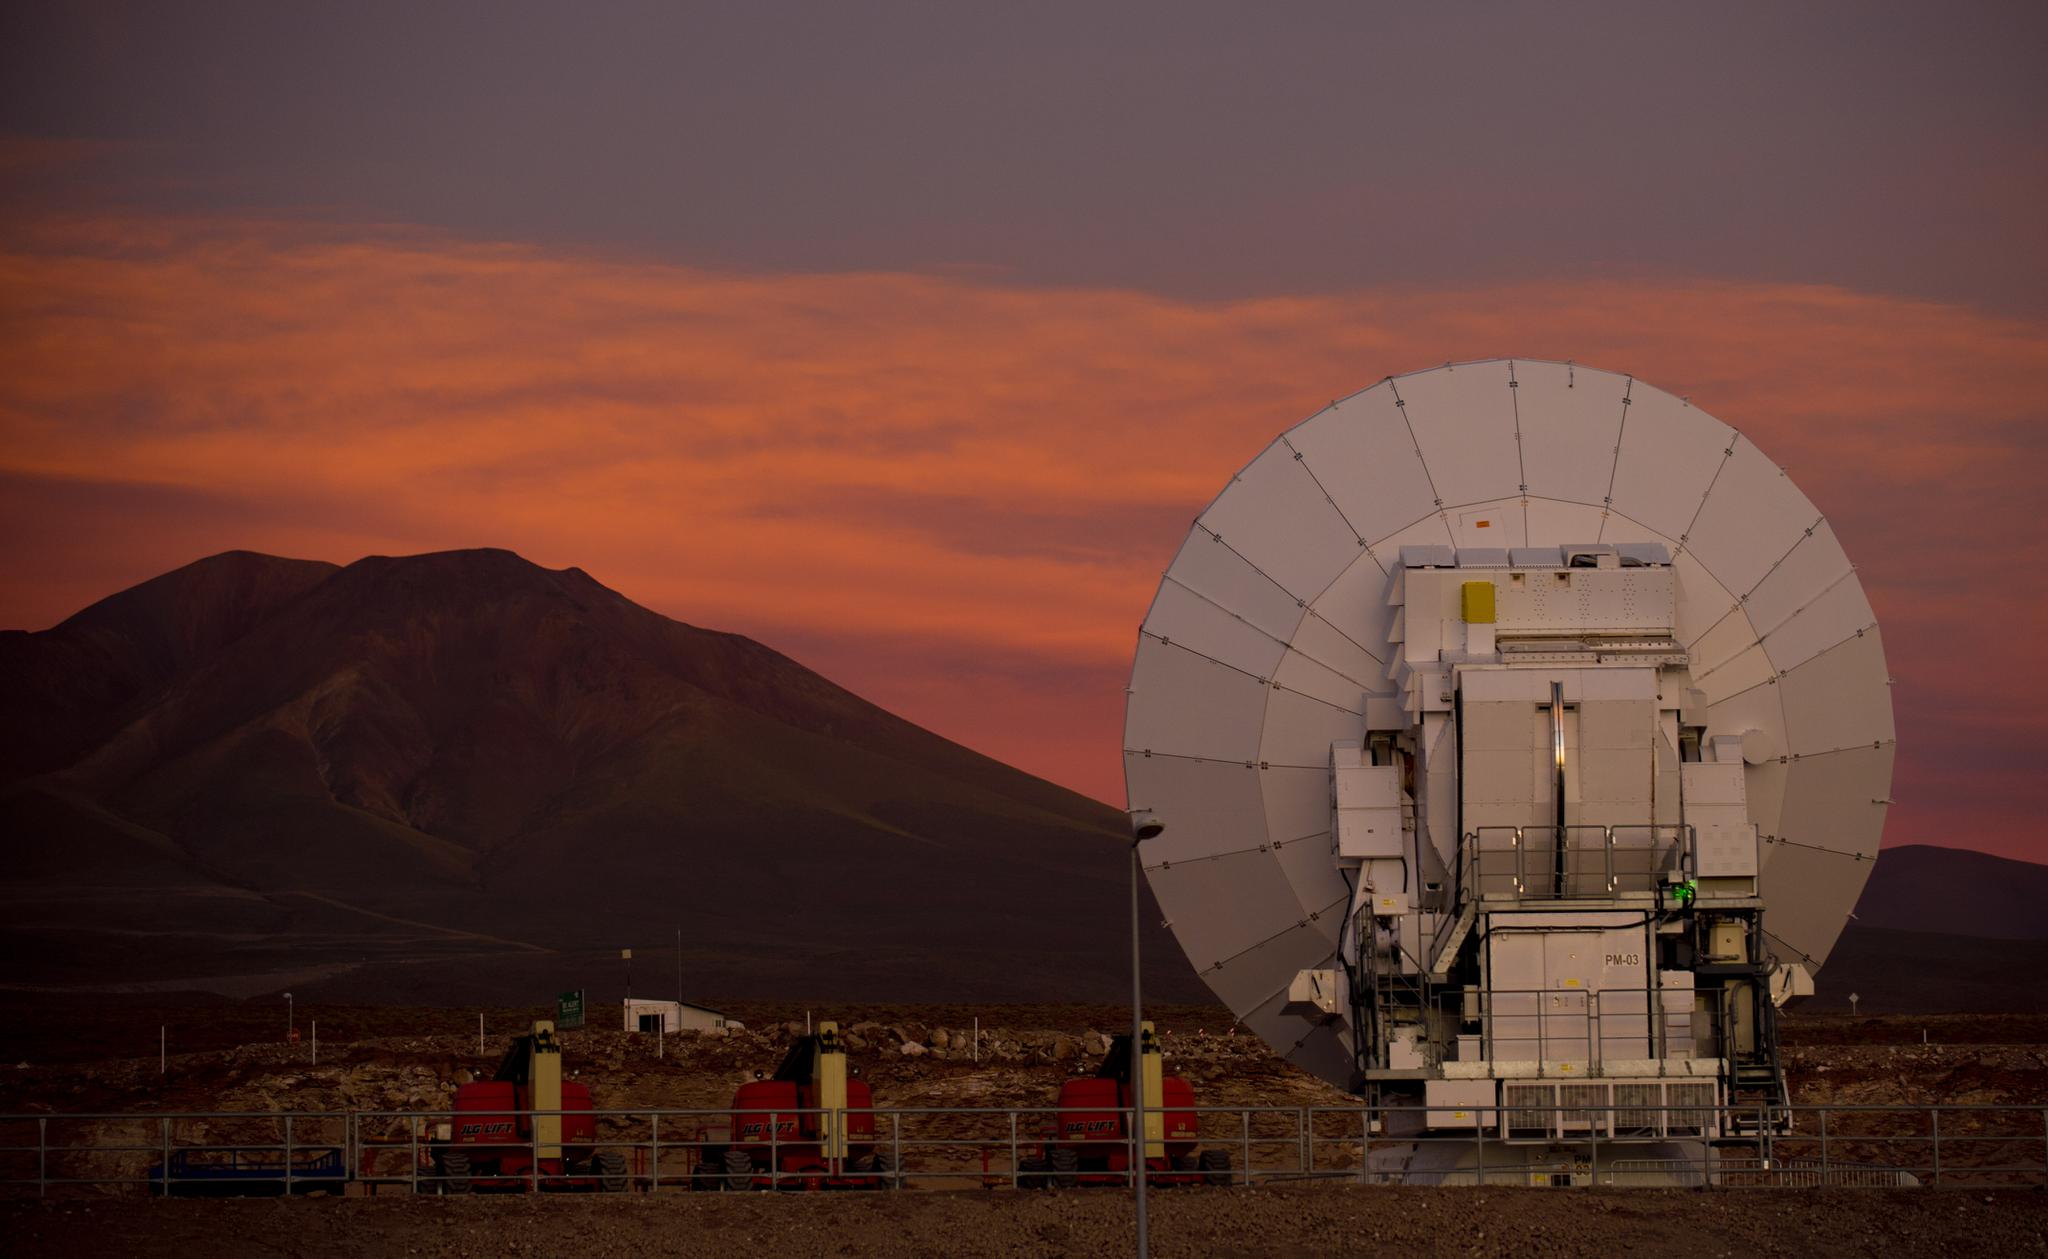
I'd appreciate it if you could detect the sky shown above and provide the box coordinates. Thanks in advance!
[2,3,2045,861]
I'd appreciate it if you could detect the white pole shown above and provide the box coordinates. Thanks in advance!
[658,1023,664,1060]
[312,1020,317,1065]
[974,1017,979,1063]
[160,1026,166,1075]
[806,1011,811,1035]
[478,1013,484,1055]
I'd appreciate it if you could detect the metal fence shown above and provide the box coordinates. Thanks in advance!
[1,1104,2042,1197]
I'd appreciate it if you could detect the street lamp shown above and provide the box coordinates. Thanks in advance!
[1127,809,1164,1258]
[283,992,294,1043]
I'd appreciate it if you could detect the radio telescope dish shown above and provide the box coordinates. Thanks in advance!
[1124,359,1893,1087]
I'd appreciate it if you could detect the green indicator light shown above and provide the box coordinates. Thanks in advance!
[1673,881,1697,907]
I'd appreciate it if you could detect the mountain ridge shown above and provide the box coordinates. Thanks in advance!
[3,548,1201,1003]
[1845,842,2048,942]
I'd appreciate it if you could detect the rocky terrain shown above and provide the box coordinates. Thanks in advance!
[0,1003,1338,1175]
[7,1004,2038,1117]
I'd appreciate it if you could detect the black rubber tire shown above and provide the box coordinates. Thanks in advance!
[441,1148,472,1195]
[724,1146,754,1190]
[1198,1148,1231,1185]
[594,1148,628,1193]
[1048,1145,1078,1189]
[870,1149,898,1188]
[1016,1155,1049,1190]
[693,1147,726,1192]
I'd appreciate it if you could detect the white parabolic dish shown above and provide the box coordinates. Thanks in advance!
[1124,359,1894,1087]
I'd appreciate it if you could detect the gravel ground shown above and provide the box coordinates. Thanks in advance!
[5,1185,2047,1258]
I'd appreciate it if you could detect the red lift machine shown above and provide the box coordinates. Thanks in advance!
[693,1020,894,1190]
[1020,1020,1231,1187]
[432,1020,628,1192]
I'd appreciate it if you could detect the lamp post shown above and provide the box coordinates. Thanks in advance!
[1128,809,1165,1258]
[283,992,294,1043]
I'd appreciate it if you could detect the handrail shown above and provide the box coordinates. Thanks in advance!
[1459,823,1694,902]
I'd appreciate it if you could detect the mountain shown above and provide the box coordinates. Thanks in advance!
[1808,925,2048,1013]
[0,551,339,779]
[1848,844,2048,941]
[1793,845,2048,1012]
[0,549,1205,1005]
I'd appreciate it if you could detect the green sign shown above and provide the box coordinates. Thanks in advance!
[556,989,585,1030]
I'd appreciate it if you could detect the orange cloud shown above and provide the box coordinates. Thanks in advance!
[2,213,2045,857]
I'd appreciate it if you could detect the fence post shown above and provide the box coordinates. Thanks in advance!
[1298,1107,1308,1177]
[1358,1108,1369,1185]
[1819,1107,1828,1177]
[1700,1113,1711,1191]
[531,1107,541,1194]
[160,1117,171,1198]
[769,1109,779,1190]
[1476,1108,1487,1186]
[892,1113,903,1189]
[411,1117,419,1195]
[1008,1111,1019,1190]
[1241,1109,1250,1186]
[285,1113,294,1195]
[37,1117,47,1198]
[651,1114,661,1193]
[1931,1108,1941,1187]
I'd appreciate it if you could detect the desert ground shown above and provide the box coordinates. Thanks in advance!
[7,1185,2047,1259]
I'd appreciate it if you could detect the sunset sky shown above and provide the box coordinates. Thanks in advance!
[3,4,2045,860]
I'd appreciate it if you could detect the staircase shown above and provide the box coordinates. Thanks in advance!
[1724,990,1791,1138]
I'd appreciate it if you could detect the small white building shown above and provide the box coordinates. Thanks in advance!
[622,998,737,1033]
